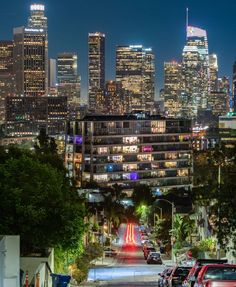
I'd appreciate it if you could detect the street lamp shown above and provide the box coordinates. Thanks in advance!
[155,199,175,261]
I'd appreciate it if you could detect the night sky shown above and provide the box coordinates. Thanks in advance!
[0,0,236,100]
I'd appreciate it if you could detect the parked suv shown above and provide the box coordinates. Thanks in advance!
[194,264,236,287]
[183,259,228,287]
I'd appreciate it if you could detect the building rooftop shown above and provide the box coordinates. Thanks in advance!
[81,113,190,122]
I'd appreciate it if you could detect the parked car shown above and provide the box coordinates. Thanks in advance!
[183,259,228,287]
[167,266,191,287]
[158,267,173,287]
[194,264,236,287]
[147,252,162,264]
[142,240,155,247]
[143,246,156,259]
[104,247,117,257]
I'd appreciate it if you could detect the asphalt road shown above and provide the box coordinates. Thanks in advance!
[87,223,165,286]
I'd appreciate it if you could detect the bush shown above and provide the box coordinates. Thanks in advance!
[73,243,103,283]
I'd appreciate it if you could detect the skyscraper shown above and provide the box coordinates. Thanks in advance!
[13,26,48,96]
[209,54,218,92]
[163,61,182,117]
[116,45,155,113]
[48,58,57,90]
[0,41,15,124]
[88,32,105,111]
[57,53,81,119]
[28,4,47,30]
[233,62,236,111]
[182,26,210,118]
[14,4,48,97]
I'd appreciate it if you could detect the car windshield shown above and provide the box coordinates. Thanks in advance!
[174,267,191,277]
[150,252,160,257]
[204,267,236,280]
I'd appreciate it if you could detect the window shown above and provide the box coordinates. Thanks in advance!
[123,164,137,171]
[123,137,138,144]
[123,145,138,154]
[165,161,177,168]
[204,267,236,280]
[177,169,188,177]
[94,174,108,183]
[151,121,166,133]
[123,122,130,128]
[97,147,108,155]
[137,154,152,161]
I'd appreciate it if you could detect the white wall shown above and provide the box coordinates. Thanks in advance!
[0,236,20,287]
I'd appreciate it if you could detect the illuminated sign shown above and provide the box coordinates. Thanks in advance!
[187,26,207,38]
[30,4,45,11]
[129,45,142,49]
[25,28,44,33]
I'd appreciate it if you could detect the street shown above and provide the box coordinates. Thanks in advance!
[86,223,165,286]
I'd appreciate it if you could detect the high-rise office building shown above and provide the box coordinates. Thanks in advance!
[0,41,15,124]
[13,26,48,97]
[13,4,48,97]
[95,81,125,115]
[163,61,182,117]
[182,26,210,118]
[208,92,230,116]
[209,54,218,92]
[116,45,155,113]
[88,32,105,111]
[57,53,81,119]
[233,62,236,111]
[4,4,55,138]
[28,4,47,30]
[48,58,57,90]
[218,76,230,94]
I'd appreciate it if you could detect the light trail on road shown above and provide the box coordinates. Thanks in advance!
[125,223,136,245]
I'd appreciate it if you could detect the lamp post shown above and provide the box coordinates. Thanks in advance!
[155,199,175,261]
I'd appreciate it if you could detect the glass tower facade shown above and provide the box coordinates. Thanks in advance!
[163,61,182,118]
[116,45,155,113]
[0,41,15,124]
[209,54,218,92]
[88,32,105,111]
[57,52,81,119]
[182,26,210,118]
[13,26,48,97]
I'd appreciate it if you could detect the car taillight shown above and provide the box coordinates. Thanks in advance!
[203,281,211,287]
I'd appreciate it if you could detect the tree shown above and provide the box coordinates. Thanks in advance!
[0,148,86,254]
[192,143,236,250]
[132,185,154,207]
[34,128,58,154]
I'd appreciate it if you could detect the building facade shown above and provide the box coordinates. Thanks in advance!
[57,52,80,119]
[182,26,210,118]
[13,26,48,97]
[219,113,236,147]
[0,41,15,124]
[5,96,67,137]
[163,61,182,117]
[88,32,105,111]
[209,54,218,92]
[116,45,155,113]
[208,91,230,116]
[233,62,236,111]
[65,114,193,191]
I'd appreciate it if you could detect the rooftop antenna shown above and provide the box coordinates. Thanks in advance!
[186,7,189,40]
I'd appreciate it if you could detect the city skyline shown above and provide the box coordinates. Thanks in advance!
[0,0,236,101]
